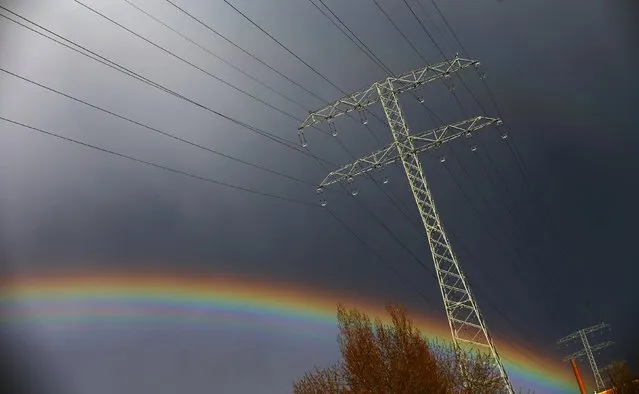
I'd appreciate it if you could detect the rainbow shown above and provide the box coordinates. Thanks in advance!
[0,271,576,393]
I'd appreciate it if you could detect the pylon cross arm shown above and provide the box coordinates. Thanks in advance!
[319,142,398,187]
[305,55,513,393]
[298,56,480,130]
[581,322,610,335]
[564,341,615,361]
[557,332,582,344]
[318,116,500,187]
[557,322,610,344]
[564,348,588,362]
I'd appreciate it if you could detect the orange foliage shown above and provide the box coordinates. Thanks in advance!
[293,304,505,394]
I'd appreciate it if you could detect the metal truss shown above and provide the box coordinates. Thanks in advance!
[301,56,513,394]
[564,341,614,361]
[558,323,610,343]
[298,55,480,130]
[558,323,613,391]
[318,116,501,187]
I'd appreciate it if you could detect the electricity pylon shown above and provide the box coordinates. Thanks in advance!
[298,55,513,393]
[558,322,614,391]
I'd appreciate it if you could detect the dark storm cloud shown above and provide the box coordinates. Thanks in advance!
[1,0,638,391]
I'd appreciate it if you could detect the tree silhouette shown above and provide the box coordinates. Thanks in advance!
[293,304,509,394]
[606,361,639,394]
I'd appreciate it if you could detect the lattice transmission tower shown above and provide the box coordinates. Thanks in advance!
[298,55,513,393]
[558,322,614,391]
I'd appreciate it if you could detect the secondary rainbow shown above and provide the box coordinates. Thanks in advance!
[0,271,576,393]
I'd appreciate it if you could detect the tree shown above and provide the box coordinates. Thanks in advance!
[293,304,508,394]
[606,361,639,394]
[430,340,504,394]
[294,363,347,394]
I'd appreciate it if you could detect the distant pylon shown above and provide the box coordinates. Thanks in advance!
[558,323,614,391]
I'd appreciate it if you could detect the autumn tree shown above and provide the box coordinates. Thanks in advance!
[606,361,639,394]
[293,304,507,394]
[294,363,348,394]
[430,340,504,394]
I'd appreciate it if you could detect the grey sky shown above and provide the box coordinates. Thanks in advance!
[1,0,638,393]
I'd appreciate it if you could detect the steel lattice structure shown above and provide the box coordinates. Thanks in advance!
[299,55,513,394]
[558,323,614,391]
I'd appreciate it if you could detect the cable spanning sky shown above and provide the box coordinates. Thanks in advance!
[1,0,638,393]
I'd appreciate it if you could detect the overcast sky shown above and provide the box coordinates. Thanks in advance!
[1,0,638,393]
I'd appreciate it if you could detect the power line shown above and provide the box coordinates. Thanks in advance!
[175,2,448,270]
[219,0,388,137]
[309,0,444,128]
[309,141,436,280]
[411,0,450,51]
[421,6,583,304]
[114,0,343,144]
[162,0,326,104]
[3,5,438,323]
[325,206,437,311]
[331,0,554,332]
[423,0,469,56]
[397,0,589,327]
[419,0,599,319]
[306,0,469,231]
[367,0,477,140]
[318,145,535,361]
[333,157,557,373]
[0,67,333,191]
[72,0,312,128]
[303,60,514,391]
[371,0,427,63]
[1,6,385,235]
[3,2,547,374]
[122,0,308,113]
[145,0,382,145]
[321,142,548,373]
[401,0,491,118]
[222,0,343,95]
[0,7,333,166]
[310,0,392,75]
[0,116,317,207]
[304,2,556,351]
[121,1,384,164]
[440,158,560,336]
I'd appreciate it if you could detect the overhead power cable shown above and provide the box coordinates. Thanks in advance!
[371,0,427,63]
[419,0,597,319]
[167,0,383,139]
[163,0,326,104]
[412,0,449,48]
[117,0,380,150]
[132,0,434,308]
[72,0,329,135]
[219,0,387,138]
[309,0,548,323]
[223,0,344,95]
[0,7,334,166]
[322,0,547,311]
[311,0,562,352]
[306,0,472,232]
[0,67,335,190]
[2,6,425,304]
[391,0,568,324]
[123,0,307,113]
[311,0,392,75]
[0,116,318,207]
[325,207,437,311]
